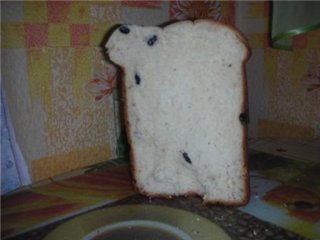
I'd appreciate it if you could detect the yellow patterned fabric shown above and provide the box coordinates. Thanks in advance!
[2,1,125,182]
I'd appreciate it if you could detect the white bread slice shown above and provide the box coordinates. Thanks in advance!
[106,20,250,205]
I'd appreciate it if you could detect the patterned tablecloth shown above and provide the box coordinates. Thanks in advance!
[2,139,320,239]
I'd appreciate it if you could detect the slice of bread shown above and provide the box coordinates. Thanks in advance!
[106,20,250,205]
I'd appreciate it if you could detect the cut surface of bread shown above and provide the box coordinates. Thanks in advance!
[106,20,250,205]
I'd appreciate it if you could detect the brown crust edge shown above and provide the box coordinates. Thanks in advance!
[118,68,140,191]
[109,19,251,206]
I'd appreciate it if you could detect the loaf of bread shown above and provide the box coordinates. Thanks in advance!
[106,20,250,205]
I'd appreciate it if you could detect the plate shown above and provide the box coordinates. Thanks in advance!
[44,204,231,240]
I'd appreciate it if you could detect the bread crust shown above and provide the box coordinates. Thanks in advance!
[236,25,251,206]
[110,20,250,206]
[118,68,140,190]
[135,190,248,207]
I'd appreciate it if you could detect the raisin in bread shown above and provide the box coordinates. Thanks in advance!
[106,20,250,205]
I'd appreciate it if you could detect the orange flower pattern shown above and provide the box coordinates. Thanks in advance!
[263,185,320,223]
[85,65,117,101]
[170,0,222,21]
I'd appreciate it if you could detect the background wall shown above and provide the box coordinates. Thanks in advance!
[236,2,320,139]
[1,1,319,184]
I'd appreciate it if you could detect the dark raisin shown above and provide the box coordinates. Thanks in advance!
[228,64,232,67]
[135,74,141,85]
[147,35,157,46]
[182,151,192,164]
[239,112,248,124]
[119,25,130,34]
